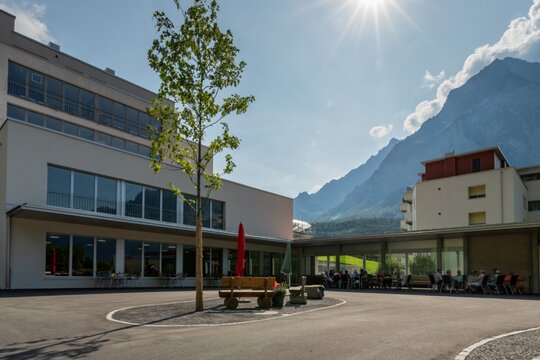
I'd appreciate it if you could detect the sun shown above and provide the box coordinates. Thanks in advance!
[328,0,418,52]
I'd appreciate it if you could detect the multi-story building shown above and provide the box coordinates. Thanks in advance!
[0,10,292,289]
[401,147,540,231]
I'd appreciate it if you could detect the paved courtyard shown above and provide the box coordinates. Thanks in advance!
[1,289,539,360]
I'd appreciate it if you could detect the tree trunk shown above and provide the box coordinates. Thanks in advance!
[195,214,204,311]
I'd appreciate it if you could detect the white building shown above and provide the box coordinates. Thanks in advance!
[401,147,540,231]
[0,10,292,289]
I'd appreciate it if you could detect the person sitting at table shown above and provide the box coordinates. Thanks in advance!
[488,268,501,287]
[453,270,464,290]
[468,270,486,293]
[433,269,443,291]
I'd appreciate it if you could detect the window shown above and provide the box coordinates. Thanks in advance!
[124,240,142,275]
[183,245,196,277]
[144,186,161,221]
[183,195,196,226]
[73,171,95,211]
[72,236,94,276]
[97,176,117,214]
[28,70,45,103]
[162,190,177,223]
[63,122,78,136]
[469,211,486,225]
[143,242,160,277]
[472,158,481,172]
[8,62,26,96]
[7,104,25,121]
[211,200,224,229]
[125,140,138,154]
[96,239,116,273]
[468,185,486,199]
[111,137,125,150]
[98,97,113,126]
[47,166,71,207]
[46,77,63,110]
[27,111,44,126]
[125,182,143,218]
[161,244,177,276]
[112,102,125,130]
[138,112,150,138]
[45,116,62,131]
[64,83,79,116]
[96,132,112,146]
[528,200,540,212]
[79,126,94,141]
[80,90,95,120]
[45,234,70,276]
[522,173,540,182]
[138,145,150,157]
[126,107,139,135]
[202,198,211,228]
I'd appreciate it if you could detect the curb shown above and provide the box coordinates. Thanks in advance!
[454,326,540,360]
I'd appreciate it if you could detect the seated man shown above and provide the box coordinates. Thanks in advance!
[468,270,485,292]
[453,270,464,290]
[433,269,443,290]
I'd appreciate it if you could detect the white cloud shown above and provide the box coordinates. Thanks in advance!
[403,0,540,133]
[0,1,54,43]
[369,124,393,139]
[422,70,446,88]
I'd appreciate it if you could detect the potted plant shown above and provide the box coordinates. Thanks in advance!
[272,281,287,308]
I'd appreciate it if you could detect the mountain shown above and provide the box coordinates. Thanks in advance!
[293,137,399,221]
[321,57,540,220]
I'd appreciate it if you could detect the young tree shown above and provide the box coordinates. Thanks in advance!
[148,0,254,311]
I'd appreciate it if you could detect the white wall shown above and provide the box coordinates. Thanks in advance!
[414,168,523,230]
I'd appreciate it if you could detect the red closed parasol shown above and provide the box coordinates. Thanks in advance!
[235,223,245,276]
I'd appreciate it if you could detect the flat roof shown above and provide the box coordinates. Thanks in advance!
[421,146,509,166]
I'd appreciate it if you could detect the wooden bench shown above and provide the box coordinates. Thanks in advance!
[219,276,275,309]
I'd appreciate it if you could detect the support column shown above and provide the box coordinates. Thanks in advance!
[335,245,341,272]
[176,244,183,275]
[380,242,387,273]
[222,248,228,276]
[531,232,539,294]
[116,239,125,274]
[436,237,443,270]
[463,236,469,275]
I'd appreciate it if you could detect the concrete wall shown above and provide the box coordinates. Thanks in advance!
[468,233,532,293]
[526,179,540,222]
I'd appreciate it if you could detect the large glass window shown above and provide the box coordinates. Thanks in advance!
[124,240,142,275]
[63,83,79,116]
[28,70,45,103]
[138,112,150,138]
[125,183,143,218]
[162,190,177,223]
[47,166,71,207]
[63,122,78,136]
[144,187,161,221]
[408,252,436,275]
[98,97,113,126]
[7,104,25,121]
[96,238,116,273]
[46,77,63,110]
[183,245,196,277]
[144,242,160,277]
[72,236,94,276]
[80,90,95,120]
[73,171,95,211]
[202,199,211,228]
[8,62,26,96]
[27,111,44,126]
[79,126,94,141]
[183,195,196,226]
[45,116,62,131]
[97,176,117,214]
[45,234,70,276]
[126,107,138,135]
[96,132,112,146]
[161,244,177,276]
[112,102,125,130]
[212,200,224,229]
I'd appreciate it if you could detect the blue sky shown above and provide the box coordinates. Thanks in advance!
[2,0,539,198]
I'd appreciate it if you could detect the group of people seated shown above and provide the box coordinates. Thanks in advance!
[431,268,515,293]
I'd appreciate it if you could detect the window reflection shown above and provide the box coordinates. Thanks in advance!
[144,242,160,277]
[45,234,70,276]
[47,166,71,207]
[73,171,95,211]
[125,182,143,218]
[124,240,142,276]
[97,176,117,214]
[161,244,177,276]
[96,238,116,273]
[144,187,160,221]
[72,236,94,276]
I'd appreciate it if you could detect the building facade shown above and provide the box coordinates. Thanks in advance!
[401,148,540,231]
[0,10,292,289]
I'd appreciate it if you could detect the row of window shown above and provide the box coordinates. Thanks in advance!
[522,172,540,182]
[7,61,159,140]
[45,233,285,278]
[47,165,225,229]
[529,201,540,212]
[8,104,151,157]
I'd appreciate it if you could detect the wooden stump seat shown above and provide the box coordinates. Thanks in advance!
[219,276,275,309]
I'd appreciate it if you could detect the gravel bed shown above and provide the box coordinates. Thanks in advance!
[466,329,540,360]
[110,297,344,326]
